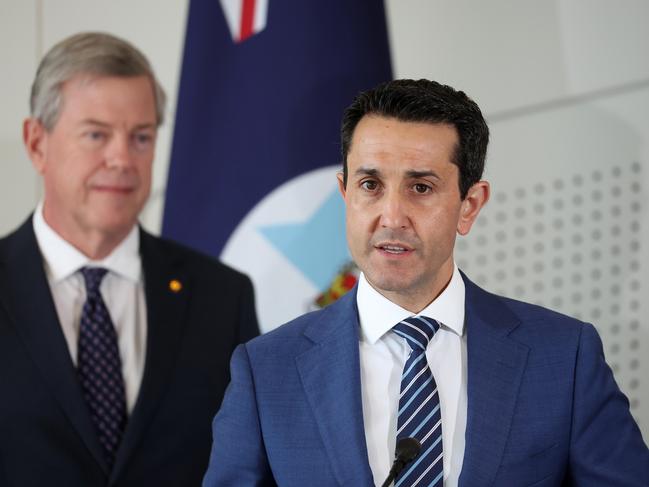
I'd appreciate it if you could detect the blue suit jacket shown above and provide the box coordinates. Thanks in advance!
[204,275,649,486]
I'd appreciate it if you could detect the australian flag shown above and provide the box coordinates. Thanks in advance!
[163,0,392,331]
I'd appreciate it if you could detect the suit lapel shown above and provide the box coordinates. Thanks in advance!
[295,290,375,487]
[111,230,190,480]
[459,275,529,487]
[0,218,109,473]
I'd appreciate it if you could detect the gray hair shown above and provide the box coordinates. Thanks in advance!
[30,32,166,130]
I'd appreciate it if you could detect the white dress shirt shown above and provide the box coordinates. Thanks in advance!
[358,264,467,487]
[33,203,147,413]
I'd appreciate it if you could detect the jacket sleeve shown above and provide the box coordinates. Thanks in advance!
[202,344,276,487]
[569,322,649,485]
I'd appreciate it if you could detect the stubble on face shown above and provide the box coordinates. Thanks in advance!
[340,116,465,312]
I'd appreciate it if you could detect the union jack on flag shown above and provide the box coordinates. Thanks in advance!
[219,0,269,42]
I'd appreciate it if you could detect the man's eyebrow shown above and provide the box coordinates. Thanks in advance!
[132,123,157,131]
[405,169,441,180]
[79,119,110,128]
[354,167,381,177]
[79,119,157,130]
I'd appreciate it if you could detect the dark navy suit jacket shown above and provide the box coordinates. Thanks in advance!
[0,217,259,486]
[204,274,649,486]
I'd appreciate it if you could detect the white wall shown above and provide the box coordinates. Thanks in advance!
[0,0,188,235]
[1,0,647,435]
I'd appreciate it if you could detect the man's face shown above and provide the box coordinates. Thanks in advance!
[25,75,157,253]
[338,115,488,311]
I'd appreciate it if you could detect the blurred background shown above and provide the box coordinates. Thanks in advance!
[1,0,647,435]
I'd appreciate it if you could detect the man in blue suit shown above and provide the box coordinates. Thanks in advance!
[203,80,649,486]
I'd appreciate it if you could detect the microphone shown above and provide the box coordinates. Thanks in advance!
[380,437,421,487]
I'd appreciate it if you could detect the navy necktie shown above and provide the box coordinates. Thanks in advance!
[77,267,127,469]
[392,316,443,487]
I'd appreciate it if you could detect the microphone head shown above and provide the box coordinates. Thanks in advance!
[396,437,421,463]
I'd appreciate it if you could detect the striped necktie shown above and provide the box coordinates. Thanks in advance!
[392,316,443,487]
[77,267,128,469]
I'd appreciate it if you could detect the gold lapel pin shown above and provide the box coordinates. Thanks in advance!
[169,279,183,293]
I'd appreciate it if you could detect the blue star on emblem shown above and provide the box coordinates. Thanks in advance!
[259,189,350,290]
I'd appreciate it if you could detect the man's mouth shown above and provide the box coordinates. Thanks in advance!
[92,185,135,194]
[375,243,413,255]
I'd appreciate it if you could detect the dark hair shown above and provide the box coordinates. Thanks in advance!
[341,79,488,199]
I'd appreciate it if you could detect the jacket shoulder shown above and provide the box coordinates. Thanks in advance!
[464,273,589,343]
[0,216,35,259]
[140,230,250,284]
[246,291,354,351]
[246,307,323,348]
[500,295,586,328]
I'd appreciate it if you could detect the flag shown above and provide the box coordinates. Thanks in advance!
[163,0,392,331]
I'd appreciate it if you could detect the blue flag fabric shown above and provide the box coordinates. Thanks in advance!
[162,0,392,257]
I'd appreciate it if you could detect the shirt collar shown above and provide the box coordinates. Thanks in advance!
[33,201,141,283]
[357,262,466,345]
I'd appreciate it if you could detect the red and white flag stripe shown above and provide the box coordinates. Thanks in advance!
[220,0,269,43]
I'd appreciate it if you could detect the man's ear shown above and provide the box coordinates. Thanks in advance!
[23,117,48,174]
[457,180,490,236]
[337,171,346,199]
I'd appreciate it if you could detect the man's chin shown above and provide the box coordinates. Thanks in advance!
[364,273,415,295]
[84,213,139,237]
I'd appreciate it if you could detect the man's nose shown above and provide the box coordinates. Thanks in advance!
[105,134,134,169]
[378,191,409,229]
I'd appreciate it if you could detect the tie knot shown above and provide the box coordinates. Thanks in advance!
[393,316,440,351]
[80,267,108,294]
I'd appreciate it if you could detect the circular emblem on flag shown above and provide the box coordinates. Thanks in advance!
[221,165,350,332]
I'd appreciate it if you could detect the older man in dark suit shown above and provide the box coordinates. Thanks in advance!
[0,32,258,486]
